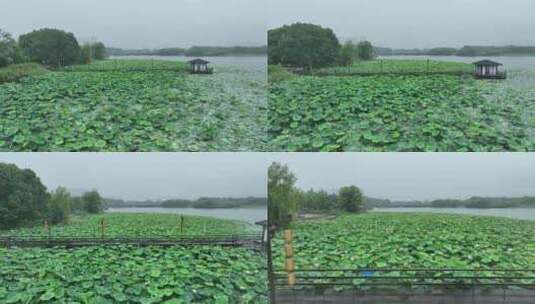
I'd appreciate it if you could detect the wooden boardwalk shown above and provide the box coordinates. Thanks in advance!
[0,234,263,249]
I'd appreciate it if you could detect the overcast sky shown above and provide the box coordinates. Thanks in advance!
[0,153,268,201]
[271,153,535,201]
[0,0,266,49]
[269,0,535,48]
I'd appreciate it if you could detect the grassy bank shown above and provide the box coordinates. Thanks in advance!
[0,63,48,84]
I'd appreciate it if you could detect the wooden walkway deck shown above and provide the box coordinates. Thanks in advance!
[0,234,263,249]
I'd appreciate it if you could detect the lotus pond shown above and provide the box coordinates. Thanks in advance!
[0,213,266,303]
[0,213,255,237]
[272,213,535,289]
[269,71,535,151]
[315,59,473,75]
[0,59,267,151]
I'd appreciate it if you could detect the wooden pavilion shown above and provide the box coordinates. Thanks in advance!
[473,59,506,79]
[188,58,213,74]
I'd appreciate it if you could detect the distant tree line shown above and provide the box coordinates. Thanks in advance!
[0,162,104,230]
[364,196,535,209]
[0,27,107,69]
[268,162,365,227]
[106,45,267,57]
[104,197,267,209]
[268,23,375,71]
[375,45,535,57]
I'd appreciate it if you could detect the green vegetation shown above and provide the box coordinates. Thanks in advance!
[273,213,535,289]
[367,196,535,209]
[0,29,19,67]
[18,28,82,67]
[0,59,266,151]
[268,23,341,70]
[375,45,535,56]
[268,65,295,83]
[105,197,266,209]
[0,213,252,237]
[0,213,265,303]
[0,162,102,230]
[269,71,535,151]
[0,245,266,303]
[268,162,299,226]
[315,59,473,75]
[0,63,47,84]
[0,163,49,229]
[107,45,267,57]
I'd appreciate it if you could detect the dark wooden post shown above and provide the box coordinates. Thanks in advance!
[267,224,276,304]
[180,215,184,235]
[100,218,106,238]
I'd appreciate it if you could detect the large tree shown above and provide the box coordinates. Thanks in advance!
[92,42,107,60]
[82,190,103,214]
[338,185,364,213]
[0,29,16,67]
[268,162,299,226]
[339,41,357,67]
[268,23,341,70]
[0,162,49,229]
[18,28,81,67]
[357,41,374,60]
[47,187,72,224]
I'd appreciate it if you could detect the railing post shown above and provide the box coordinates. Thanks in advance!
[267,224,276,304]
[284,229,295,286]
[100,218,106,238]
[180,215,184,235]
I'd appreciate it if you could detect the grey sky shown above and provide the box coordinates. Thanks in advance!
[0,0,266,49]
[0,153,268,201]
[268,0,535,49]
[271,153,535,201]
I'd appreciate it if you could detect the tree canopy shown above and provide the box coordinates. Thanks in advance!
[18,28,81,67]
[357,41,374,60]
[268,162,299,226]
[338,185,364,213]
[268,23,341,70]
[0,29,17,67]
[0,163,49,229]
[82,190,103,214]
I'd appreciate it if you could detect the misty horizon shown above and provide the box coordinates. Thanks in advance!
[0,0,266,49]
[268,0,535,49]
[271,153,535,202]
[0,153,269,201]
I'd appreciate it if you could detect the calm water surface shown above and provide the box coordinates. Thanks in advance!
[107,207,266,224]
[111,55,267,74]
[373,207,535,220]
[383,55,535,71]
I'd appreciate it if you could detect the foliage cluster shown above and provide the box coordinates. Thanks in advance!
[0,59,267,151]
[269,71,535,151]
[0,162,102,229]
[0,245,266,303]
[268,23,341,70]
[273,213,535,290]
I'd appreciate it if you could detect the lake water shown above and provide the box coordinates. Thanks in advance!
[373,207,535,221]
[382,55,535,71]
[106,207,266,224]
[111,55,267,74]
